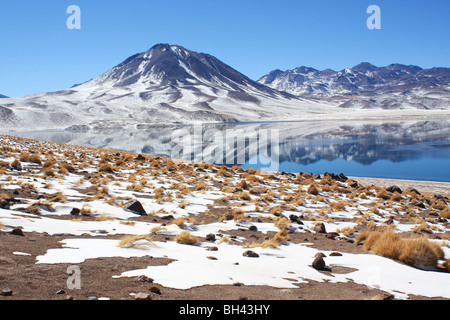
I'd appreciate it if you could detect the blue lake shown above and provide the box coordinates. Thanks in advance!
[7,119,450,182]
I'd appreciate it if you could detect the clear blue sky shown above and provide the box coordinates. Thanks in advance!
[0,0,449,97]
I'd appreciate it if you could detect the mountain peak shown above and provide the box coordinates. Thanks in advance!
[352,62,377,72]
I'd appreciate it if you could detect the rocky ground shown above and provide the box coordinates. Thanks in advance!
[0,134,449,301]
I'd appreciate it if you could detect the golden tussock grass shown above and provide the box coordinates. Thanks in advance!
[195,181,207,191]
[178,200,188,209]
[355,229,444,268]
[307,183,320,195]
[246,228,289,249]
[98,163,114,173]
[41,167,56,178]
[20,152,42,164]
[336,226,355,237]
[48,192,67,203]
[236,179,249,190]
[118,234,154,248]
[175,231,199,245]
[95,215,117,221]
[440,207,450,219]
[236,191,251,201]
[329,200,348,211]
[168,216,188,228]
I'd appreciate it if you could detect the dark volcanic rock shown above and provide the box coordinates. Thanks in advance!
[125,200,147,216]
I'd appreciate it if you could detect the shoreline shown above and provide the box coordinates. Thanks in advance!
[1,133,449,196]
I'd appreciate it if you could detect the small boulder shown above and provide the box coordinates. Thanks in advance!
[1,289,13,296]
[312,256,326,271]
[10,228,24,236]
[243,250,259,258]
[134,292,151,300]
[386,185,402,194]
[313,222,326,234]
[125,200,147,216]
[70,208,81,216]
[134,154,146,161]
[149,287,161,295]
[206,233,216,242]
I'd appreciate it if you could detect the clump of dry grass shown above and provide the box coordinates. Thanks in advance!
[440,207,450,219]
[118,234,153,248]
[376,188,391,200]
[168,217,188,229]
[48,192,67,203]
[329,201,348,211]
[98,163,115,173]
[20,152,42,164]
[175,231,199,245]
[246,228,289,249]
[307,183,320,195]
[355,229,444,269]
[41,167,56,178]
[336,226,355,237]
[237,179,249,190]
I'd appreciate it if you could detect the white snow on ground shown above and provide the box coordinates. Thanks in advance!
[34,238,450,299]
[1,135,449,300]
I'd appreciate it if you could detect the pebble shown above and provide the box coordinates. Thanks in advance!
[1,289,13,296]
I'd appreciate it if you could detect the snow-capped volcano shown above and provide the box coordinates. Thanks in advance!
[0,44,333,130]
[0,94,8,98]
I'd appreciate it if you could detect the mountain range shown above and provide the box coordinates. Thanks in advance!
[258,63,450,110]
[0,94,8,99]
[0,43,449,131]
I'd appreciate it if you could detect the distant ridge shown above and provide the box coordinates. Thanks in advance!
[258,63,450,109]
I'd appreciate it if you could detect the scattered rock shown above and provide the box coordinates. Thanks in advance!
[338,173,348,182]
[387,185,402,194]
[385,216,395,225]
[134,154,146,161]
[206,256,218,260]
[11,160,22,171]
[65,295,73,300]
[206,246,218,251]
[70,208,81,216]
[349,181,359,188]
[315,252,326,259]
[415,202,426,209]
[1,289,13,296]
[125,200,147,216]
[313,222,326,233]
[149,287,161,295]
[329,252,342,256]
[312,256,326,271]
[137,275,153,283]
[326,232,339,239]
[134,292,151,300]
[289,214,301,223]
[249,225,258,231]
[406,187,421,195]
[10,228,24,236]
[56,289,66,295]
[243,250,259,258]
[206,233,216,242]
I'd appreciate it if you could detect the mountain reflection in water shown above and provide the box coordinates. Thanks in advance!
[9,120,450,182]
